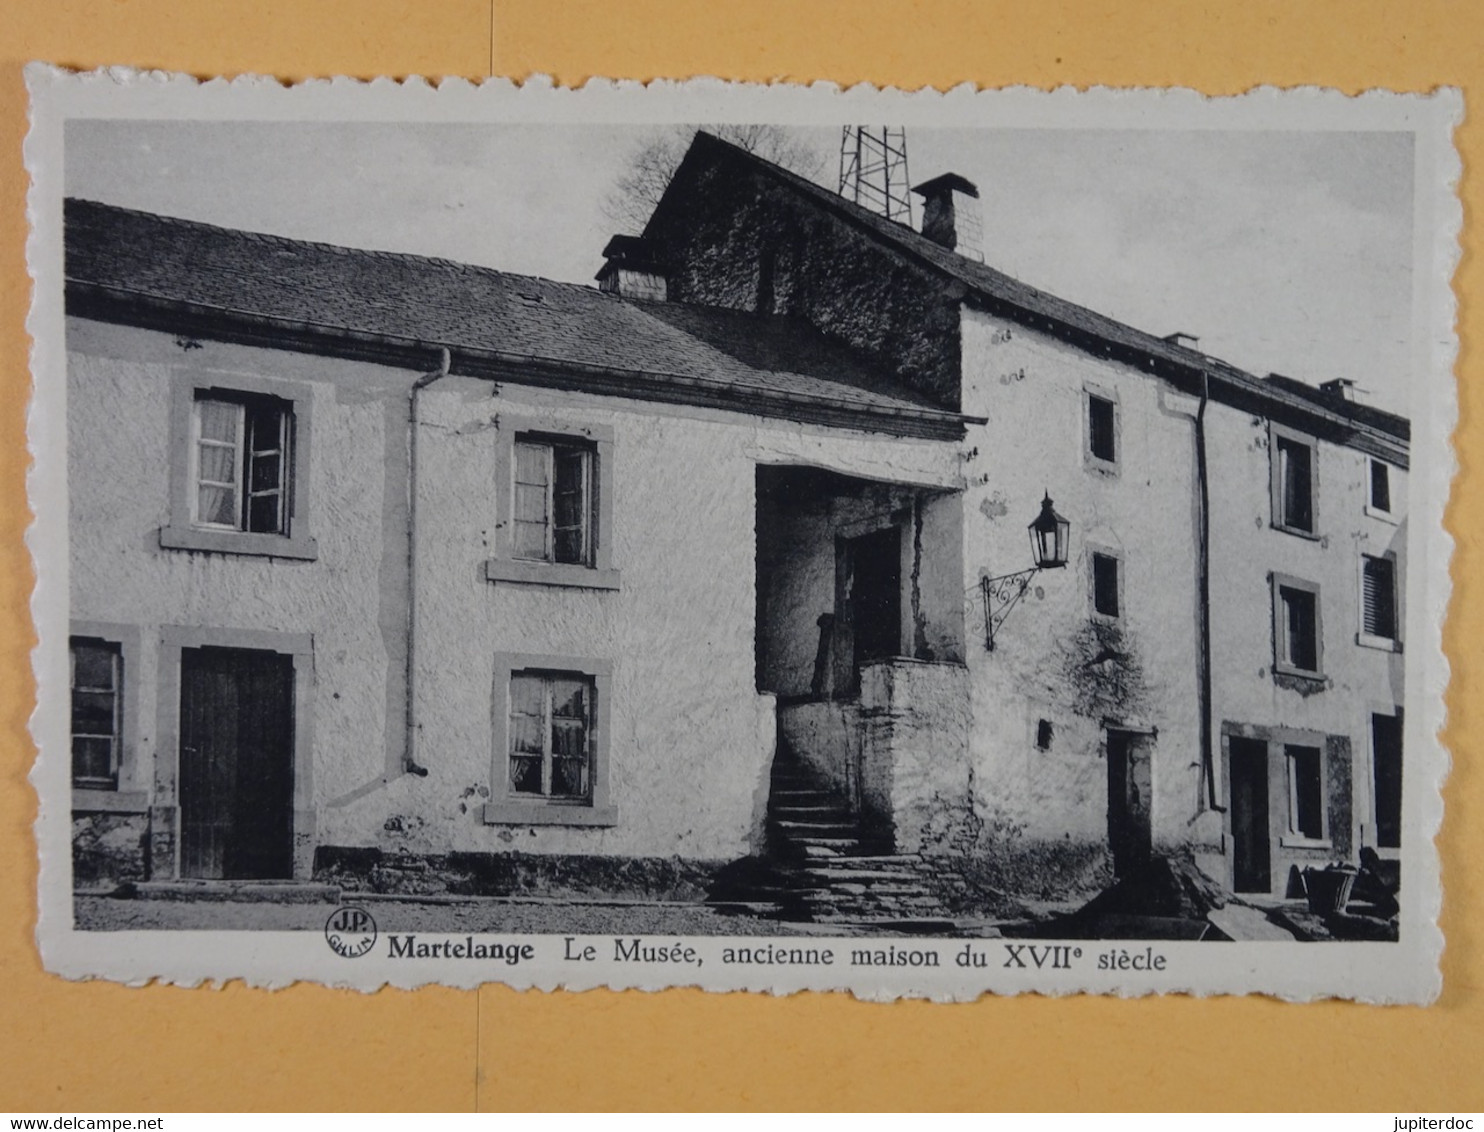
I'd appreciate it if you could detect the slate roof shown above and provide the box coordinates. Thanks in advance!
[661,132,1410,454]
[63,197,967,437]
[1262,374,1409,442]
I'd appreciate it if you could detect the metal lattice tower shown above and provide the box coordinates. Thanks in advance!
[838,127,913,225]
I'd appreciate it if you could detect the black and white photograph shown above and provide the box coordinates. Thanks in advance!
[26,73,1456,999]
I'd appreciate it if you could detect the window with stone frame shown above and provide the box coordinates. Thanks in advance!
[71,637,122,789]
[1272,574,1323,678]
[161,373,317,561]
[507,670,595,802]
[192,392,293,535]
[512,437,596,568]
[1087,392,1117,465]
[1092,552,1121,618]
[1369,458,1393,515]
[1270,425,1318,536]
[1285,743,1326,842]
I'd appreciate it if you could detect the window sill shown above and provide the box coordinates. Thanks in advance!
[1084,456,1119,477]
[1270,522,1321,541]
[484,558,621,591]
[1356,632,1403,653]
[1364,505,1400,525]
[72,788,149,814]
[1272,663,1325,683]
[483,802,618,827]
[160,526,319,561]
[1279,835,1333,851]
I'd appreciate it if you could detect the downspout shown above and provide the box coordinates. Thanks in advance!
[1195,370,1221,811]
[404,346,452,777]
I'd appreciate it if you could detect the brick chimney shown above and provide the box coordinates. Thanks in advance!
[595,235,668,301]
[912,173,984,262]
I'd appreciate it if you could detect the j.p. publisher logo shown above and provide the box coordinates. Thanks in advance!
[325,906,377,958]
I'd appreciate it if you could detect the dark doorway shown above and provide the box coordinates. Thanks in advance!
[845,526,902,681]
[1372,711,1403,850]
[1106,728,1154,877]
[179,646,296,880]
[1229,736,1272,893]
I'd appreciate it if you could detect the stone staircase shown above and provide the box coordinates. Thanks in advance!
[714,742,949,924]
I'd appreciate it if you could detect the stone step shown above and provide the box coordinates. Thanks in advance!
[799,866,932,884]
[809,854,924,867]
[772,820,861,835]
[128,880,341,904]
[791,837,863,850]
[799,888,937,903]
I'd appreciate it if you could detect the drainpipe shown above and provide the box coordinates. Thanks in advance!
[404,346,452,777]
[1194,370,1221,811]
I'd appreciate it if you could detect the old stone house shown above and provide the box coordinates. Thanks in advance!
[64,131,1407,911]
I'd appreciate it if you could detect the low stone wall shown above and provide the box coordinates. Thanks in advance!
[858,658,973,855]
[776,699,861,800]
[314,845,725,902]
[72,811,149,889]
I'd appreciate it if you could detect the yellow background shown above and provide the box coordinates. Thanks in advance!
[3,1,1481,1111]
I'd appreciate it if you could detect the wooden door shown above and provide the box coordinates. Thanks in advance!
[1229,736,1272,893]
[847,527,902,677]
[179,646,295,880]
[1371,711,1403,850]
[1107,728,1154,877]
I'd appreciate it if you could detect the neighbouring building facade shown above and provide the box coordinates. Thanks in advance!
[64,132,1407,910]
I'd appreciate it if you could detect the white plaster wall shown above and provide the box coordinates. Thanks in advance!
[387,382,961,861]
[70,316,961,865]
[68,319,411,840]
[1207,403,1406,726]
[1204,399,1407,873]
[960,305,1404,886]
[960,308,1207,865]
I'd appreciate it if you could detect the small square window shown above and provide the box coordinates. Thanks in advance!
[71,638,121,789]
[1271,429,1316,535]
[1036,719,1054,750]
[1274,578,1322,677]
[1092,553,1120,618]
[1088,395,1117,464]
[1370,459,1392,514]
[1285,744,1324,840]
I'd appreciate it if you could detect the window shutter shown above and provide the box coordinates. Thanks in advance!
[1362,555,1397,639]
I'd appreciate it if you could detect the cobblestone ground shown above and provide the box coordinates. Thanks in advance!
[74,895,837,935]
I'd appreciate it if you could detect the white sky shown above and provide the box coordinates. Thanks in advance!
[65,120,1414,415]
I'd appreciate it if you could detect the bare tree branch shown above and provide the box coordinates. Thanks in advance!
[603,125,829,235]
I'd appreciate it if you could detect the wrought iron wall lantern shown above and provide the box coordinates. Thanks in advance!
[980,492,1070,651]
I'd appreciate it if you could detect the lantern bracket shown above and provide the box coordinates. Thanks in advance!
[980,567,1041,652]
